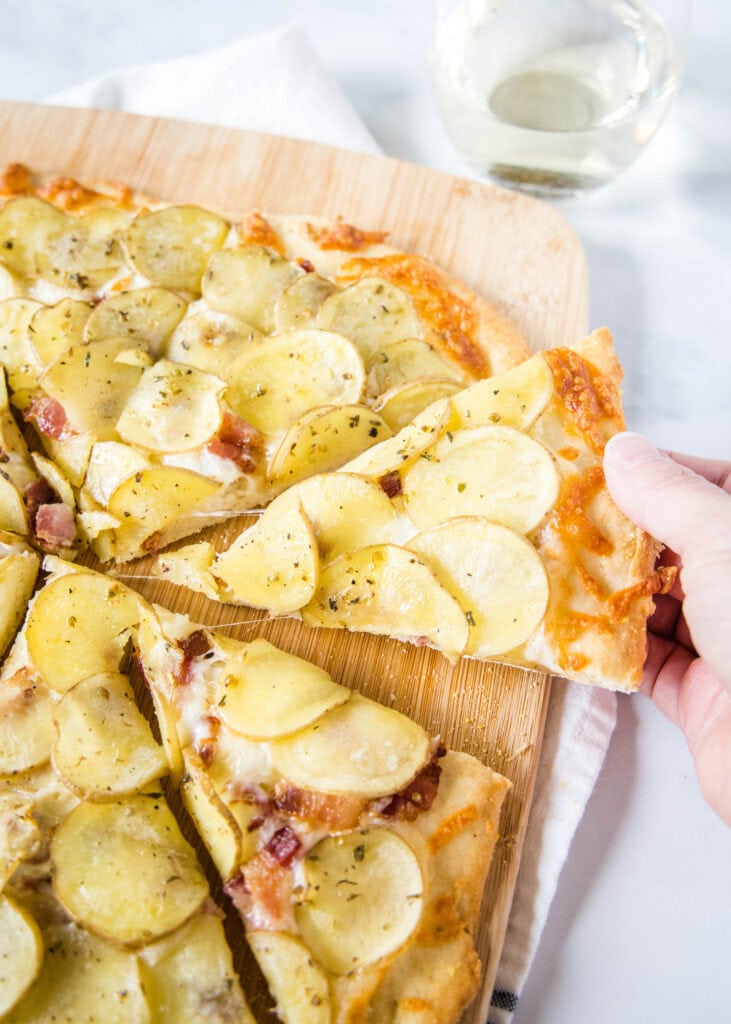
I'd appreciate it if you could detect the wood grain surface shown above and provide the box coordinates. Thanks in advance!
[0,99,589,1022]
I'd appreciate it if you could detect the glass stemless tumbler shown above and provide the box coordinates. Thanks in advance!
[430,0,691,196]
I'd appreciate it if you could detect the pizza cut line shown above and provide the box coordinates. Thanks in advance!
[156,328,674,692]
[0,164,529,564]
[0,554,510,1023]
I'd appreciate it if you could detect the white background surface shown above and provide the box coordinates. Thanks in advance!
[1,2,729,1021]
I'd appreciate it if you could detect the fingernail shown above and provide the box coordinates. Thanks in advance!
[604,432,661,469]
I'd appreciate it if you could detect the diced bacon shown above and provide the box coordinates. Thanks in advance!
[378,470,403,498]
[23,396,74,441]
[34,503,76,549]
[274,782,365,831]
[379,745,446,820]
[23,477,56,529]
[263,826,301,868]
[177,629,212,686]
[208,411,263,474]
[226,853,295,931]
[298,258,315,273]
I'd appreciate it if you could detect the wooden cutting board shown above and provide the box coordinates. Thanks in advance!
[0,99,589,1022]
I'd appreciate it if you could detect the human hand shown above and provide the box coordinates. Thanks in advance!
[603,432,731,826]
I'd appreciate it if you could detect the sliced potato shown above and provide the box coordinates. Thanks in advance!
[84,287,187,350]
[135,607,184,781]
[302,544,468,660]
[226,330,364,435]
[0,472,28,535]
[0,894,43,1016]
[344,397,455,480]
[266,472,397,561]
[153,541,221,601]
[0,197,70,278]
[30,451,74,508]
[113,346,154,368]
[402,425,560,534]
[0,673,56,775]
[166,308,261,377]
[40,336,144,440]
[367,336,461,395]
[375,377,461,433]
[317,277,422,361]
[52,672,168,798]
[180,749,241,880]
[34,209,129,292]
[125,205,229,293]
[76,509,121,543]
[275,273,336,331]
[408,517,550,656]
[202,245,300,332]
[0,549,39,660]
[452,352,554,431]
[217,638,350,741]
[40,430,94,487]
[24,572,143,693]
[52,794,208,946]
[139,912,253,1024]
[248,931,331,1024]
[107,467,220,548]
[116,359,225,453]
[4,920,149,1024]
[84,440,150,507]
[269,404,392,485]
[28,298,92,366]
[270,693,429,797]
[0,298,44,391]
[213,504,318,612]
[295,829,423,974]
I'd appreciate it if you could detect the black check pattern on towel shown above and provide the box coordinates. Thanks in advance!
[489,989,519,1017]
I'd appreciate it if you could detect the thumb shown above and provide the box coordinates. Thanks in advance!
[603,432,731,560]
[604,432,731,692]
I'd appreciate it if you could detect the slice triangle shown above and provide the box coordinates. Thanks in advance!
[0,558,254,1023]
[156,329,673,692]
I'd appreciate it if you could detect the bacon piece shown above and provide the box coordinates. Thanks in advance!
[208,411,263,474]
[264,826,301,868]
[298,258,315,273]
[379,745,446,820]
[177,629,212,686]
[306,220,389,252]
[274,783,365,831]
[23,477,56,531]
[226,853,294,931]
[378,470,403,498]
[23,396,74,441]
[34,503,76,549]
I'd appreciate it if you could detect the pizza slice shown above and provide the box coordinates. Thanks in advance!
[133,597,511,1024]
[0,559,253,1023]
[0,164,529,563]
[156,328,674,692]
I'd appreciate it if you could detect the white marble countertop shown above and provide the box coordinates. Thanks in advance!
[2,2,730,1022]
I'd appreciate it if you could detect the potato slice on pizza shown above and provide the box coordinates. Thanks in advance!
[0,558,253,1023]
[134,601,511,1024]
[0,163,529,563]
[158,329,673,692]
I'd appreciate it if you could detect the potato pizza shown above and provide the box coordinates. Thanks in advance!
[0,556,510,1023]
[0,164,528,563]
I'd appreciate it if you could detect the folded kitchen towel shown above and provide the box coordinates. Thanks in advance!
[47,25,617,1022]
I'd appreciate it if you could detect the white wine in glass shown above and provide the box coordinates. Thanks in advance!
[431,0,691,196]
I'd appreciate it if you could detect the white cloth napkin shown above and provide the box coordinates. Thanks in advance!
[47,26,616,1021]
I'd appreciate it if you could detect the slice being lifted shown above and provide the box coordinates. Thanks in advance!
[0,163,529,562]
[134,597,511,1024]
[158,329,674,692]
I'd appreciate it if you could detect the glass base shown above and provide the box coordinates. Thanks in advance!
[483,163,605,199]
